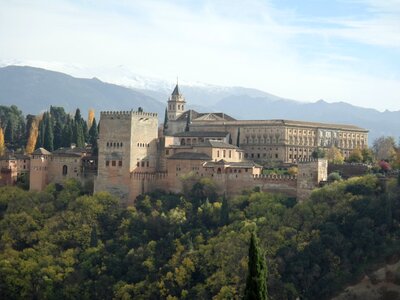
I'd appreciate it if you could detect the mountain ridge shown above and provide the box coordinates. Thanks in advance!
[0,65,399,143]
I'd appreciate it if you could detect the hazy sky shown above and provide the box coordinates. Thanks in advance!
[1,0,399,111]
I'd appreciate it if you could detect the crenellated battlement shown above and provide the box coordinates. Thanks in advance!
[100,110,158,118]
[131,172,168,180]
[296,158,320,164]
[253,174,297,180]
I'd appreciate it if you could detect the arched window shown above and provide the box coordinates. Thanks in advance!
[62,165,68,176]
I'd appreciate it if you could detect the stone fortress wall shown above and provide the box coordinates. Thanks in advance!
[18,83,368,205]
[91,84,367,204]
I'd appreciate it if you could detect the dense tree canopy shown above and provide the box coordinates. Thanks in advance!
[1,174,400,299]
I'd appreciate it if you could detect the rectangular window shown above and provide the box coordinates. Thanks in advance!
[112,160,116,166]
[106,161,110,166]
[223,150,226,157]
[141,161,145,167]
[146,161,149,167]
[229,150,232,158]
[118,160,122,167]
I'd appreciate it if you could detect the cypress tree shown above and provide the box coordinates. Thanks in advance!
[62,118,73,148]
[89,118,98,154]
[44,114,54,151]
[5,119,13,145]
[82,121,89,143]
[53,121,63,150]
[74,121,85,148]
[220,194,229,226]
[36,114,46,149]
[74,108,82,123]
[244,231,268,300]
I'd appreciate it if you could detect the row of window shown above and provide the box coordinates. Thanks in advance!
[243,137,280,144]
[288,129,314,135]
[216,150,234,158]
[137,161,150,167]
[107,142,123,148]
[137,143,150,147]
[289,155,311,160]
[245,153,279,159]
[169,104,184,111]
[180,137,221,145]
[106,160,123,167]
[289,148,313,152]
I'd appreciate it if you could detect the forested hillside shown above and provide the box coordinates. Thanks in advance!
[1,175,400,299]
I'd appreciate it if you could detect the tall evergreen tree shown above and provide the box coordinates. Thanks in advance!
[74,108,82,123]
[4,119,13,145]
[53,121,64,150]
[62,119,73,148]
[244,231,268,300]
[74,121,85,148]
[220,194,229,226]
[36,114,46,149]
[89,118,99,154]
[44,114,54,151]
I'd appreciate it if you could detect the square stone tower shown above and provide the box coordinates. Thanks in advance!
[94,110,158,203]
[297,158,328,202]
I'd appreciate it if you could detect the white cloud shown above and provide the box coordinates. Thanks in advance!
[0,0,399,111]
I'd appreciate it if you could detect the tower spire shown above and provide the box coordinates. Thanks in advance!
[167,77,186,122]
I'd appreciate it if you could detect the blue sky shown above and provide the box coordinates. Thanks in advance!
[0,0,399,111]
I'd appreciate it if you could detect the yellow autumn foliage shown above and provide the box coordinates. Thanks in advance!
[25,117,40,154]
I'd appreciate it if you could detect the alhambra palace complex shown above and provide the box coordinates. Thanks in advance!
[1,84,369,204]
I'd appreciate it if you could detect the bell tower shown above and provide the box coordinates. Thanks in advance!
[167,82,186,121]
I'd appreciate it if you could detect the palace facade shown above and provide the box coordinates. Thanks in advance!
[2,84,368,205]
